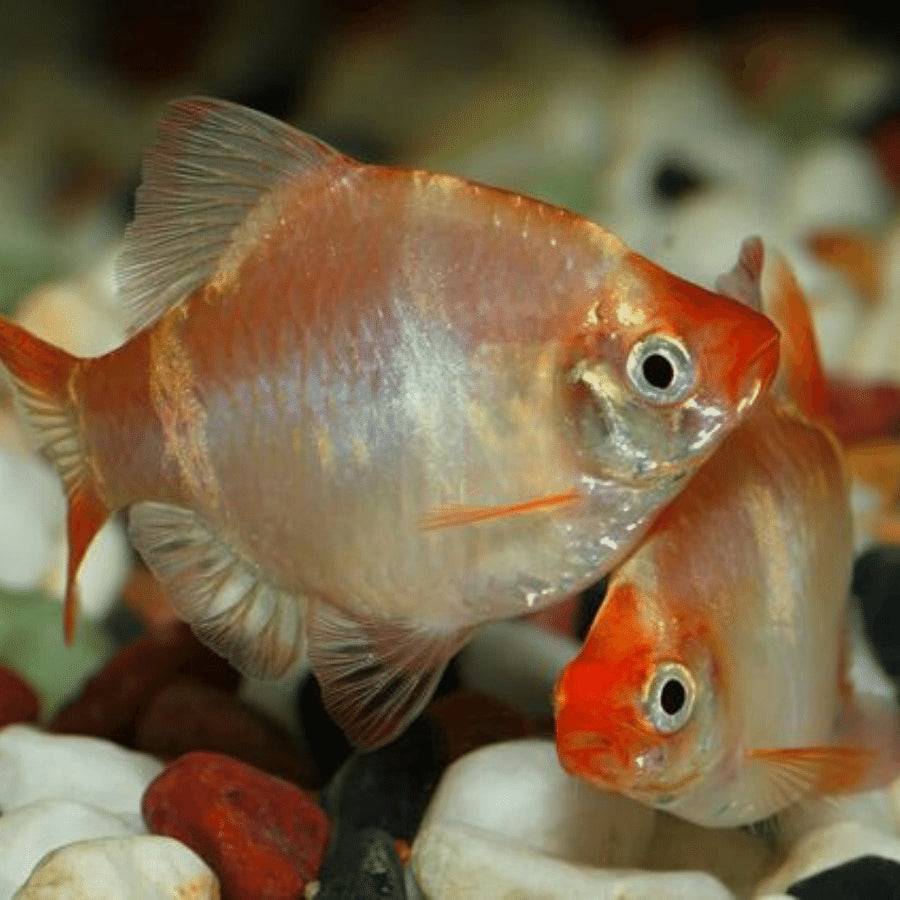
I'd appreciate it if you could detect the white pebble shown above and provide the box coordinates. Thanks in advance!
[419,740,657,867]
[0,725,162,817]
[0,450,64,592]
[757,821,900,895]
[15,835,219,900]
[781,139,892,234]
[0,799,140,900]
[413,739,772,898]
[413,821,735,900]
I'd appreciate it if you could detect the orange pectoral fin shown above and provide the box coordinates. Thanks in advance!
[748,745,878,797]
[420,488,580,531]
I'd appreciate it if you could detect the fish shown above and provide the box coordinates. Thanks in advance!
[555,237,899,826]
[0,98,779,748]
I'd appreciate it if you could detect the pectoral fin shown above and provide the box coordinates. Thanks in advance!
[308,603,471,749]
[128,502,307,679]
[748,745,877,803]
[421,488,579,531]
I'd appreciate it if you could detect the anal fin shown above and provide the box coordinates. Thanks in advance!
[309,603,470,749]
[128,502,307,679]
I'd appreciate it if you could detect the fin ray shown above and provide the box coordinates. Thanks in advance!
[0,318,109,643]
[748,745,877,797]
[309,603,470,748]
[128,501,307,678]
[117,97,348,336]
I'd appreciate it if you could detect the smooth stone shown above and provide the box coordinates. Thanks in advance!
[417,739,655,867]
[0,589,114,720]
[0,799,140,899]
[782,138,893,234]
[456,621,579,720]
[413,740,774,897]
[0,725,162,816]
[134,677,316,785]
[425,690,535,764]
[316,827,407,900]
[0,665,39,727]
[0,451,62,592]
[852,546,900,678]
[14,835,219,899]
[322,716,446,845]
[787,855,900,899]
[413,822,735,900]
[143,751,329,899]
[51,623,239,744]
[757,821,900,894]
[296,674,353,783]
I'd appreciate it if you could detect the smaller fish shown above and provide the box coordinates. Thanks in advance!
[554,239,899,827]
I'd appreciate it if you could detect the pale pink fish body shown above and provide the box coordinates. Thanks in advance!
[556,242,898,825]
[0,100,778,747]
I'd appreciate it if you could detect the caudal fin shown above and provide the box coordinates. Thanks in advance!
[0,317,108,643]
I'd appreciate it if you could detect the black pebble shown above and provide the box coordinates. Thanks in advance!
[297,674,354,783]
[321,715,448,845]
[317,827,410,899]
[788,855,900,899]
[651,161,704,203]
[852,546,900,681]
[575,576,608,641]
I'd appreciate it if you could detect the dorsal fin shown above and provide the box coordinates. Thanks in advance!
[761,246,829,422]
[717,237,828,422]
[116,97,349,337]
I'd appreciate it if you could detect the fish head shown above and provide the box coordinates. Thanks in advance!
[562,252,779,484]
[554,581,724,807]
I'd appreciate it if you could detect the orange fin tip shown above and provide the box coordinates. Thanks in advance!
[748,745,877,795]
[420,488,580,531]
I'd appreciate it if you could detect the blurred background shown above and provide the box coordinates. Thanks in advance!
[0,0,897,711]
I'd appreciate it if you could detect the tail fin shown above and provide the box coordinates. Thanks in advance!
[0,318,109,643]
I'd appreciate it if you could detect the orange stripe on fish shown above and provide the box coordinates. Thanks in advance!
[420,487,580,531]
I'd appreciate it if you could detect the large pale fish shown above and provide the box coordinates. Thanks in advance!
[0,99,778,747]
[555,239,898,825]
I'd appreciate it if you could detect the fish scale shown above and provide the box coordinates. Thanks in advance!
[0,97,779,748]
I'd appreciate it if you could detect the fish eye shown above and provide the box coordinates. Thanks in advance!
[626,335,694,404]
[643,661,695,734]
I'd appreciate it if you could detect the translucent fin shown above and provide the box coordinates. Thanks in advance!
[761,249,829,422]
[421,488,579,531]
[308,603,470,749]
[0,317,110,644]
[715,235,764,313]
[128,501,307,678]
[748,745,877,797]
[117,96,349,337]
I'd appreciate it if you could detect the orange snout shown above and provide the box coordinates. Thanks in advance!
[715,306,780,405]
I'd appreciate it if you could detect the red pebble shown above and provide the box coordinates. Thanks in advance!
[135,678,317,785]
[0,664,39,726]
[50,623,239,743]
[143,752,329,899]
[427,690,536,762]
[827,379,900,445]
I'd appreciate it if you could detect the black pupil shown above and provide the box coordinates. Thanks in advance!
[660,678,686,715]
[642,353,675,390]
